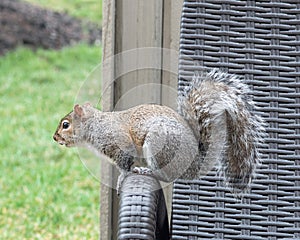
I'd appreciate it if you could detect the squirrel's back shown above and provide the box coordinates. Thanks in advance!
[127,104,191,147]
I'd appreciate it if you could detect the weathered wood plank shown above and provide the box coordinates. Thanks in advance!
[114,0,164,110]
[101,1,115,240]
[101,1,183,239]
[162,0,182,109]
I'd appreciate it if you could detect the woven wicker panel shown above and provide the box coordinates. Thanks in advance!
[172,0,300,239]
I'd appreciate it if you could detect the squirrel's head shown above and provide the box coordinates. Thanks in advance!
[53,103,93,147]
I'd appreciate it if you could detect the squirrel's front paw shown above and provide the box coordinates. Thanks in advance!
[132,167,153,175]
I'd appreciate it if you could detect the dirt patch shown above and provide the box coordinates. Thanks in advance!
[0,0,101,55]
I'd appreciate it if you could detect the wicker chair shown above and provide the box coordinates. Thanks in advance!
[118,173,169,240]
[118,1,300,239]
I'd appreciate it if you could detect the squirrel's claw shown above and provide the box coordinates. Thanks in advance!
[132,167,153,175]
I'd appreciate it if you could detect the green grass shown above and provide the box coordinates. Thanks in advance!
[0,44,102,239]
[25,0,102,23]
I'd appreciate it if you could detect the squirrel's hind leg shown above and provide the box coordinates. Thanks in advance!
[116,170,130,195]
[142,117,199,182]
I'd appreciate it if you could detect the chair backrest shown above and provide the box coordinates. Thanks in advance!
[172,1,300,239]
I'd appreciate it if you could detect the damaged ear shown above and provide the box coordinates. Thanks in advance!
[74,104,85,118]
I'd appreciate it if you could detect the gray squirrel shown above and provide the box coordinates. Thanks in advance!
[53,69,265,195]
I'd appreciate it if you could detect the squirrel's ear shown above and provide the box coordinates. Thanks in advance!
[74,104,85,118]
[83,102,92,107]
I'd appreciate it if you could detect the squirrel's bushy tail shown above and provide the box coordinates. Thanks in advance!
[178,69,266,195]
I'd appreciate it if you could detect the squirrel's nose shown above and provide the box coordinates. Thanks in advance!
[53,135,57,141]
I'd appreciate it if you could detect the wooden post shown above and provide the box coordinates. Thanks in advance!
[101,1,183,239]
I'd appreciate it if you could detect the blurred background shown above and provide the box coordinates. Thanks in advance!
[0,0,102,239]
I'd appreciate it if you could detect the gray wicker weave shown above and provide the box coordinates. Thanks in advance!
[172,0,300,239]
[118,173,169,240]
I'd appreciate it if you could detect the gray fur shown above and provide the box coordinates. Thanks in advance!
[178,69,266,195]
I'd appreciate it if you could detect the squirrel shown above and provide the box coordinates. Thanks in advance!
[53,69,265,195]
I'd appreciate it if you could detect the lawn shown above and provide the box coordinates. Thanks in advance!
[0,44,102,239]
[0,1,102,239]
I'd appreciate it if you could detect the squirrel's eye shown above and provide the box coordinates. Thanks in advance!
[62,121,70,129]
